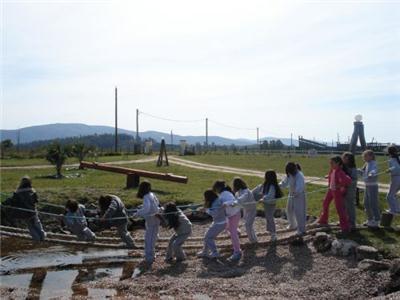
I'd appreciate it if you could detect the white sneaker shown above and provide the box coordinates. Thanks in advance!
[386,209,400,216]
[197,251,209,258]
[286,225,296,230]
[367,220,379,228]
[210,252,221,259]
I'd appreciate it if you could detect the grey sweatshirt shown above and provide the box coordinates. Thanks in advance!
[136,192,160,225]
[64,204,88,232]
[236,188,256,210]
[103,195,128,226]
[358,160,378,186]
[206,198,226,225]
[252,184,277,204]
[175,210,192,235]
[347,167,358,190]
[388,157,400,177]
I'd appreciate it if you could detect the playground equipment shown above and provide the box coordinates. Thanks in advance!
[350,114,367,154]
[79,161,188,188]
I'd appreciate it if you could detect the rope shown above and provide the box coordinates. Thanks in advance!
[0,185,328,222]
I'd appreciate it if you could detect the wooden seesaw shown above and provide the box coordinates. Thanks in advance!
[79,161,188,188]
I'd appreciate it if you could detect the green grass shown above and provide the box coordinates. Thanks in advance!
[1,159,399,255]
[179,153,392,184]
[0,154,150,167]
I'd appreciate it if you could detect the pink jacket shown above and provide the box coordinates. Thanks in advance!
[327,168,352,192]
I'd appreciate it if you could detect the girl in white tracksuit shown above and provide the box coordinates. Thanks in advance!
[386,145,400,215]
[280,162,307,235]
[135,181,160,265]
[213,180,242,262]
[252,170,284,241]
[233,177,257,243]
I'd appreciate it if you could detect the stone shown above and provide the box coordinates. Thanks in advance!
[356,245,379,261]
[358,259,391,272]
[312,232,333,253]
[331,239,359,257]
[390,258,400,278]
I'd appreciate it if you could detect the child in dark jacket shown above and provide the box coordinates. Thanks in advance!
[163,202,192,262]
[99,194,135,248]
[3,176,46,241]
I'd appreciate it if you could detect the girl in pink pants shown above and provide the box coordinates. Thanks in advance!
[213,180,242,262]
[318,156,352,233]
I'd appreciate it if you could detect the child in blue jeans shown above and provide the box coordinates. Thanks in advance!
[197,189,226,259]
[358,150,380,228]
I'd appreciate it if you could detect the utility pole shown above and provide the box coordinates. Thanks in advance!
[290,133,293,151]
[256,127,259,145]
[205,118,209,147]
[136,109,139,142]
[170,130,173,149]
[17,129,20,153]
[114,87,118,153]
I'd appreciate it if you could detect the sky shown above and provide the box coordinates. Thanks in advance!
[1,0,400,143]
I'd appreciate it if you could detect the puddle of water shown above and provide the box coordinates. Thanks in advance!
[40,270,78,299]
[0,237,129,274]
[0,268,123,299]
[0,273,32,299]
[0,238,132,299]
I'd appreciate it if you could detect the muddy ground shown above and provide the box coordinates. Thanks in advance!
[1,217,399,299]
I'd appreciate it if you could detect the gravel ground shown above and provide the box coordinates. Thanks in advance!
[1,216,399,300]
[85,242,397,300]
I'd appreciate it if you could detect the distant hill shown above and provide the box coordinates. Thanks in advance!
[0,123,299,146]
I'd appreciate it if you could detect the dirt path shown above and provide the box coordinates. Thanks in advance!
[168,156,394,194]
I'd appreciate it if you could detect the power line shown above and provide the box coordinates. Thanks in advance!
[208,119,255,131]
[139,111,204,123]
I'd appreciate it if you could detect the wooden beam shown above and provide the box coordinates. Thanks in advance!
[80,161,188,184]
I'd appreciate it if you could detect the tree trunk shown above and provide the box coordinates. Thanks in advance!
[56,164,62,178]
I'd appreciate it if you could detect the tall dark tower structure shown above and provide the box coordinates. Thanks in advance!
[349,114,367,154]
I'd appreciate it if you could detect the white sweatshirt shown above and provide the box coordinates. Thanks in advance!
[219,190,241,217]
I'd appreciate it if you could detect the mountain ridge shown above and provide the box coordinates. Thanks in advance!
[0,123,299,146]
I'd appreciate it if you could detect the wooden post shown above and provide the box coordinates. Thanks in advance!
[157,139,169,167]
[126,173,140,188]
